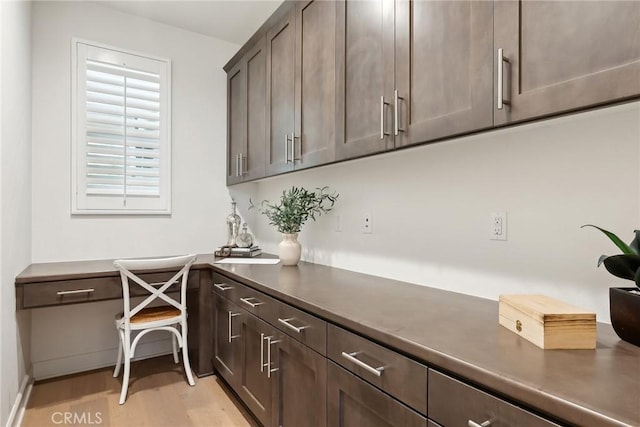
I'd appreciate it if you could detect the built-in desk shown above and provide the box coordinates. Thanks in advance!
[15,254,217,377]
[16,256,640,426]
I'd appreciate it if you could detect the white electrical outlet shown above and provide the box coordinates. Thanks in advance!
[490,212,507,241]
[363,213,372,234]
[335,215,342,232]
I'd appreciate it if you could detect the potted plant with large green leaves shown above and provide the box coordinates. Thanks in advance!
[582,224,640,346]
[251,186,338,266]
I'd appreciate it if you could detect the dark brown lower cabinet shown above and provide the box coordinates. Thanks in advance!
[327,362,427,427]
[212,295,243,390]
[213,291,327,427]
[238,313,275,426]
[428,370,561,427]
[270,330,327,427]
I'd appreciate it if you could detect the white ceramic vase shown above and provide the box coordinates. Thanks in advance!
[279,233,301,266]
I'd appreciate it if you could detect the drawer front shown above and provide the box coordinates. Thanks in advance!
[261,296,326,355]
[212,272,326,354]
[22,277,122,308]
[22,270,198,309]
[327,324,428,415]
[428,370,561,427]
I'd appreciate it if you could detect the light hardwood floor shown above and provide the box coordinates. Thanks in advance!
[21,355,258,427]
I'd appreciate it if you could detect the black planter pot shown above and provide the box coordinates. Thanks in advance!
[610,287,640,347]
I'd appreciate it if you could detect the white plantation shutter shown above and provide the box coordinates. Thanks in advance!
[72,41,171,214]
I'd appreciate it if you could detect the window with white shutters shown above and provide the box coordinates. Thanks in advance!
[72,40,171,214]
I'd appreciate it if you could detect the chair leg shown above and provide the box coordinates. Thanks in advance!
[113,330,123,378]
[172,333,179,364]
[180,321,195,386]
[119,331,131,405]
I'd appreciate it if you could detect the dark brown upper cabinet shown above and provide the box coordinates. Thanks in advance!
[335,0,395,160]
[395,0,494,147]
[336,0,495,159]
[494,0,640,125]
[266,1,337,176]
[226,38,266,185]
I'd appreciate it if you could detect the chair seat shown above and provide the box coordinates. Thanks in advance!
[117,306,181,324]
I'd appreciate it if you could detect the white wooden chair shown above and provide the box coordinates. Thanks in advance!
[112,254,197,404]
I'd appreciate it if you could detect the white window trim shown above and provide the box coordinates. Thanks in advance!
[71,38,172,215]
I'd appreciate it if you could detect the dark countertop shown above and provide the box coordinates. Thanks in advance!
[16,254,640,426]
[208,257,640,427]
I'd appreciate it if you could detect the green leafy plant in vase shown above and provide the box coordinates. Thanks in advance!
[251,186,338,266]
[582,224,640,346]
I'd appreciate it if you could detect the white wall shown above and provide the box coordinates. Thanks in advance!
[233,102,640,324]
[1,1,33,425]
[30,1,239,379]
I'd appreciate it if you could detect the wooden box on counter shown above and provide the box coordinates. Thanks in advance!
[499,294,596,349]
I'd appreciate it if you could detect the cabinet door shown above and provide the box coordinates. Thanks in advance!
[226,61,245,185]
[335,0,395,160]
[212,295,243,389]
[244,39,267,181]
[494,0,640,125]
[395,0,493,147]
[238,313,275,427]
[270,333,327,427]
[294,0,337,170]
[266,9,296,176]
[327,362,427,427]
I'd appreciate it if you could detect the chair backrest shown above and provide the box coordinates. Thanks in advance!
[113,254,197,324]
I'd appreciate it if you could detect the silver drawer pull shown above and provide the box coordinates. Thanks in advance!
[214,283,233,291]
[56,288,95,296]
[468,420,491,427]
[278,317,308,333]
[341,351,384,377]
[240,297,264,308]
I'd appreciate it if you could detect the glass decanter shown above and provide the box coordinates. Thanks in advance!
[225,200,241,247]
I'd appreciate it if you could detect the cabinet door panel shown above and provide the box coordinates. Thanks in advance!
[245,40,266,181]
[239,314,273,426]
[271,334,327,427]
[395,0,493,146]
[336,0,395,160]
[266,10,296,176]
[212,295,242,389]
[328,362,427,427]
[295,0,337,169]
[495,0,640,124]
[227,63,245,185]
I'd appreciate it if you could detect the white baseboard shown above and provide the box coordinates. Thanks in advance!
[6,374,33,427]
[33,337,173,380]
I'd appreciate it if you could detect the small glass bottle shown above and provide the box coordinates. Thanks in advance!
[225,200,241,247]
[236,223,254,248]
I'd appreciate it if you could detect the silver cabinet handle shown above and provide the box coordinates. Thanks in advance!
[278,317,308,334]
[57,288,95,296]
[394,90,404,136]
[497,48,510,110]
[235,154,240,177]
[260,333,265,372]
[341,351,384,377]
[240,297,264,308]
[228,311,240,343]
[266,335,280,378]
[214,283,233,291]
[240,153,246,176]
[284,134,291,163]
[292,135,300,162]
[468,420,491,427]
[380,96,390,139]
